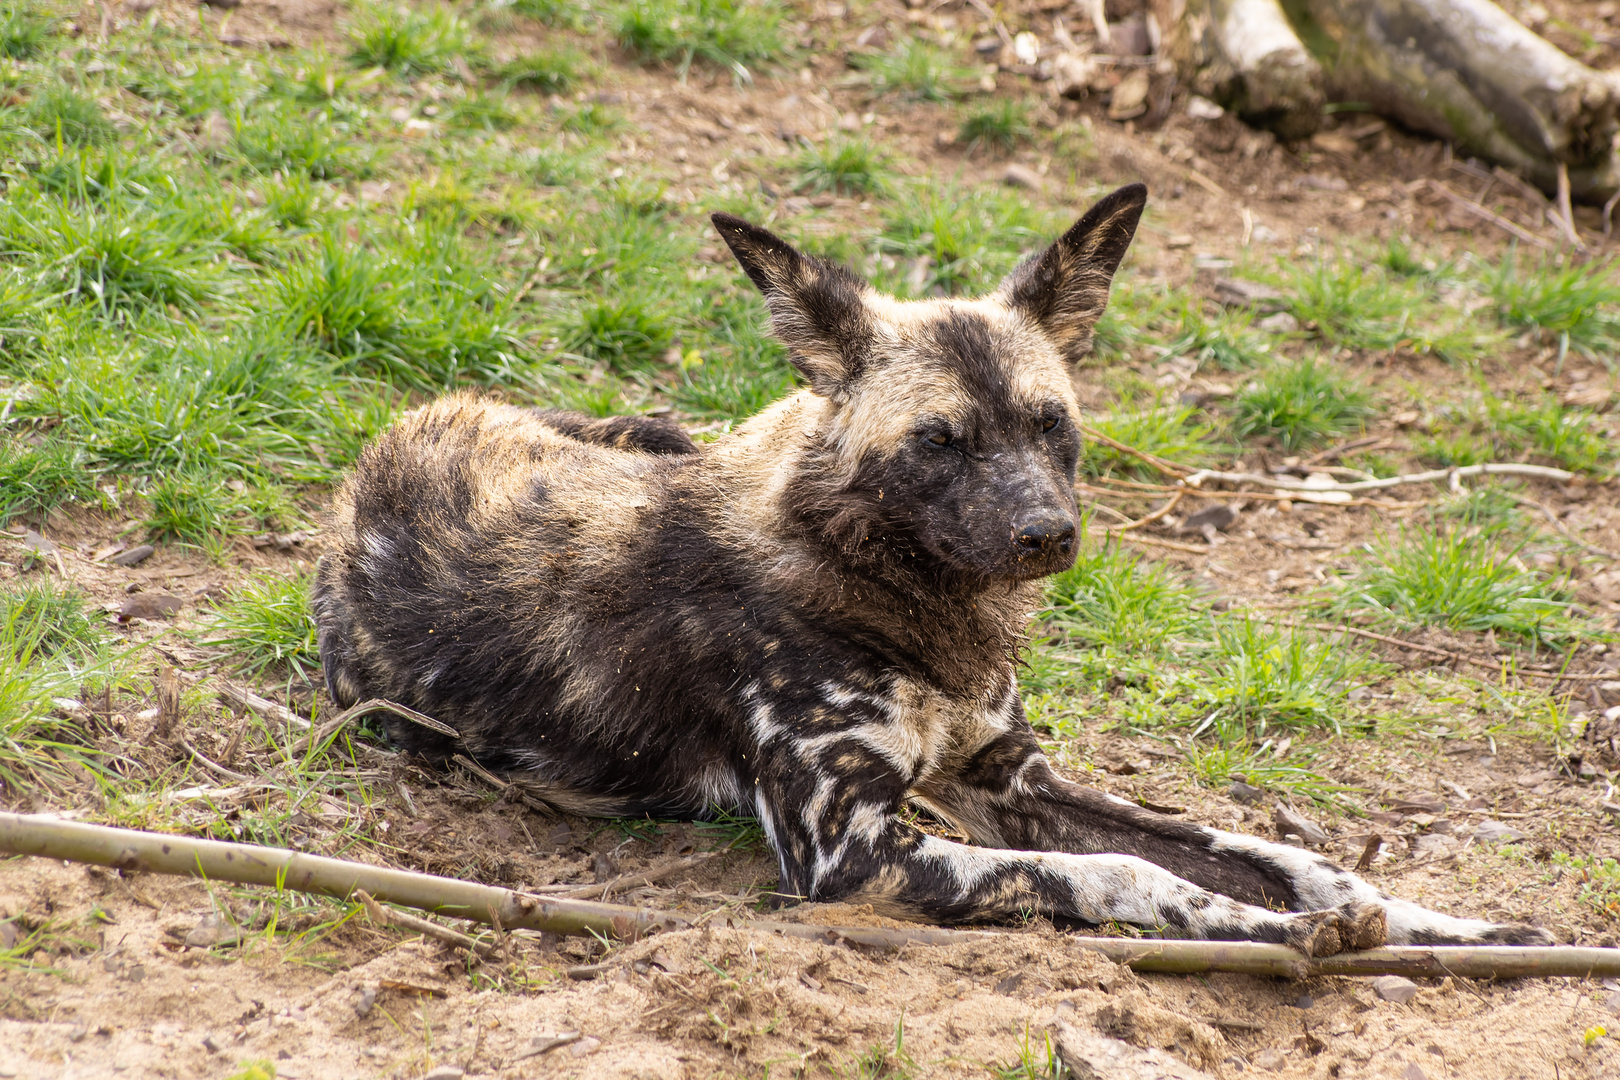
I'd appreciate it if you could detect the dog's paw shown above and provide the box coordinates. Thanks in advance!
[1285,902,1388,957]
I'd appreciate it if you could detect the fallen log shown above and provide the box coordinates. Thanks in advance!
[2,813,1618,978]
[1292,0,1620,200]
[1143,0,1620,200]
[1152,0,1325,139]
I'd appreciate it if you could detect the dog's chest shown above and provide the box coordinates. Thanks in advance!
[838,669,1015,783]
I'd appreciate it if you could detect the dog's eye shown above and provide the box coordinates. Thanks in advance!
[1041,415,1061,434]
[926,432,951,447]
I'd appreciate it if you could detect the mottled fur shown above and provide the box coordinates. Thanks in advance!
[316,185,1550,951]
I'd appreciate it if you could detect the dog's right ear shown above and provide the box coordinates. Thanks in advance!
[711,213,874,401]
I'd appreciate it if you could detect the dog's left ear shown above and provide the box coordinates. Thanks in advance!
[998,183,1146,362]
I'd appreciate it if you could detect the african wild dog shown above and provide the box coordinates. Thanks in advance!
[315,184,1551,952]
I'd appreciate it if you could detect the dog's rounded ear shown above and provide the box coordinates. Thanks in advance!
[711,213,875,401]
[997,183,1146,363]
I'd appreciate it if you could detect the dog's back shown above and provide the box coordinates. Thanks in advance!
[316,396,721,807]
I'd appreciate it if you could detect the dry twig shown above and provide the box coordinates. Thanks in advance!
[356,888,495,957]
[1267,618,1614,682]
[1079,427,1192,477]
[1416,179,1552,248]
[1183,462,1573,495]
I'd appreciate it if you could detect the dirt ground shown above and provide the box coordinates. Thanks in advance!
[7,0,1620,1076]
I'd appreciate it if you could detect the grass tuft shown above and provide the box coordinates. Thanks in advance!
[0,441,97,526]
[498,46,585,93]
[1489,254,1620,356]
[0,1,53,59]
[346,2,471,77]
[615,0,781,83]
[22,84,113,146]
[956,99,1032,155]
[1233,356,1371,451]
[795,138,889,196]
[853,39,978,102]
[1319,527,1586,649]
[0,582,104,660]
[195,573,319,680]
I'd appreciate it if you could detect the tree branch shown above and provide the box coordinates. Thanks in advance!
[2,814,1616,978]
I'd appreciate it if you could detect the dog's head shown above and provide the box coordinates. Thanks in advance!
[713,184,1144,582]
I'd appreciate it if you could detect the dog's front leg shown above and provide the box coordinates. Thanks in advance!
[753,730,1383,954]
[912,725,1554,945]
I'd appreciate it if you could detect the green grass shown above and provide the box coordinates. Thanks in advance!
[1549,853,1620,921]
[1417,392,1613,474]
[615,0,782,83]
[0,581,104,660]
[498,46,585,93]
[852,39,978,102]
[876,183,1047,296]
[563,294,674,373]
[1079,400,1220,480]
[346,2,472,77]
[1192,619,1382,735]
[1489,254,1620,357]
[1280,256,1494,361]
[794,138,890,196]
[1033,538,1386,755]
[0,2,54,59]
[0,440,97,525]
[21,84,113,146]
[195,572,320,681]
[957,99,1032,155]
[1233,356,1371,450]
[1318,527,1588,649]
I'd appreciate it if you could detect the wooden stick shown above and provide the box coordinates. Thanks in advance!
[1079,427,1192,478]
[1183,462,1574,495]
[1553,162,1585,251]
[179,739,251,783]
[0,814,1614,978]
[300,698,459,756]
[554,850,726,901]
[1502,492,1620,560]
[1104,491,1184,534]
[1113,533,1211,554]
[1268,618,1615,682]
[217,682,311,732]
[355,888,495,957]
[1418,180,1553,249]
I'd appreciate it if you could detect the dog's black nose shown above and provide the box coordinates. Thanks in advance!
[1013,512,1076,555]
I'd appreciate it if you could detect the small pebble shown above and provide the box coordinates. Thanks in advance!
[1472,819,1528,844]
[1371,974,1420,1004]
[1291,994,1313,1009]
[1230,781,1265,805]
[1252,1047,1287,1071]
[422,1067,464,1080]
[112,544,155,567]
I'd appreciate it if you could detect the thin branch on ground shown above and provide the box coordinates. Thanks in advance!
[1266,617,1614,682]
[1103,491,1184,533]
[1078,426,1193,477]
[179,739,251,783]
[1417,179,1552,248]
[1183,462,1574,494]
[217,681,311,731]
[555,850,730,900]
[356,888,496,957]
[1502,492,1620,560]
[4,814,1609,979]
